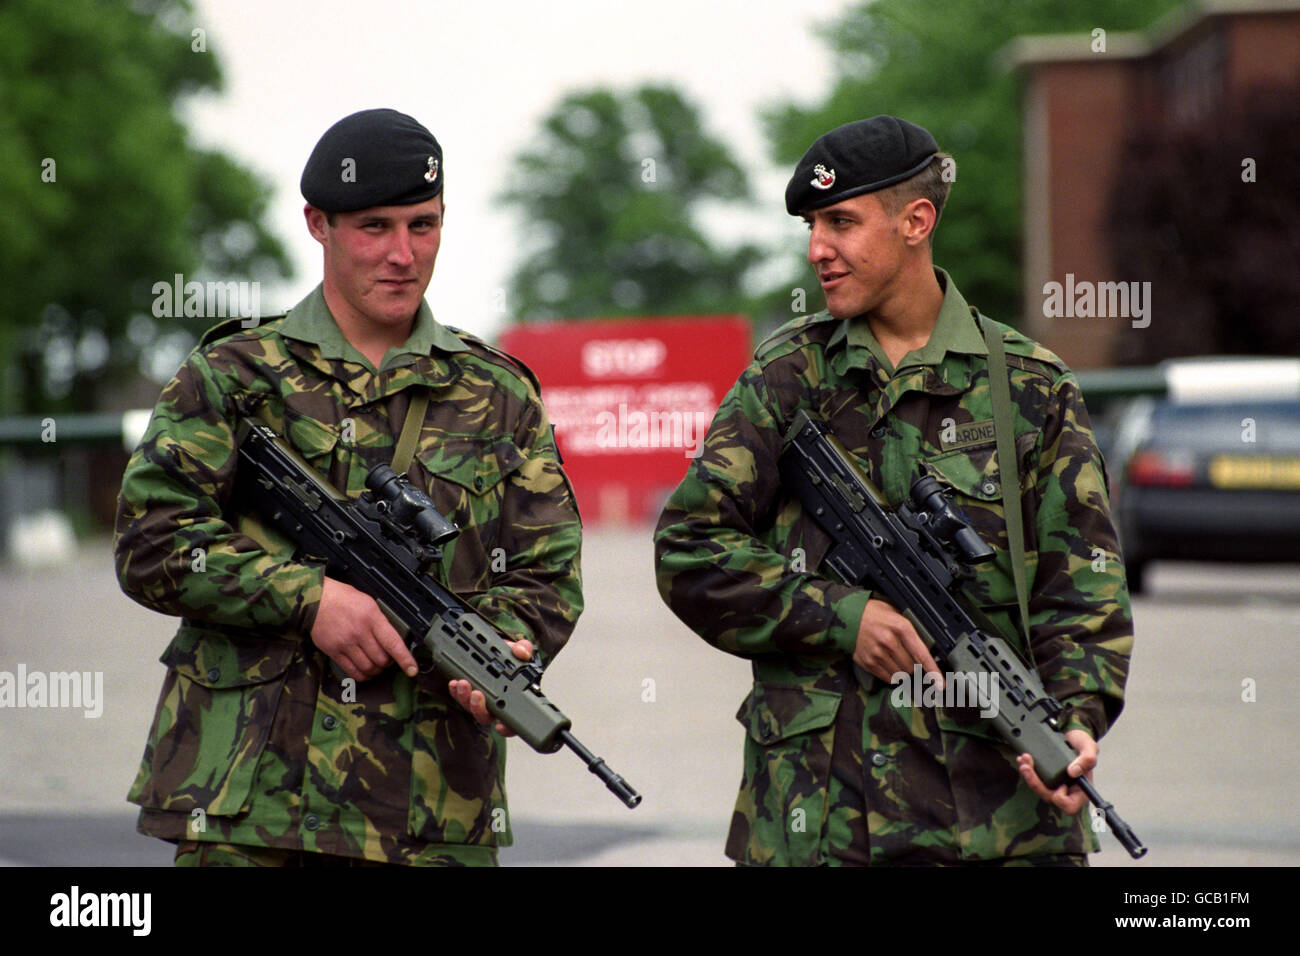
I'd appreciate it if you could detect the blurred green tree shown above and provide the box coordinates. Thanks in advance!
[501,85,761,321]
[0,0,292,415]
[762,0,1182,330]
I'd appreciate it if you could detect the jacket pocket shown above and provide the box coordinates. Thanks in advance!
[925,448,1025,617]
[417,435,524,498]
[727,683,841,866]
[414,436,526,594]
[128,624,296,817]
[284,414,340,465]
[407,687,507,847]
[936,724,1096,859]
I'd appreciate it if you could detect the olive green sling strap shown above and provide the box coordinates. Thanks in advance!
[980,315,1032,649]
[391,390,430,475]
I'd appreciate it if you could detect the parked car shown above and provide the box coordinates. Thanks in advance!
[1108,359,1300,594]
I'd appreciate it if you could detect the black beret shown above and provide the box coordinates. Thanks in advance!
[301,108,443,213]
[785,115,938,215]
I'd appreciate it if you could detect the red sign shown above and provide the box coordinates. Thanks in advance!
[499,316,752,525]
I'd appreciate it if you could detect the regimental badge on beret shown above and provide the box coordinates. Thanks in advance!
[301,108,445,213]
[785,115,938,215]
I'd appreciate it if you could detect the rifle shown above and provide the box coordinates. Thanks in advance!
[780,409,1146,858]
[233,418,641,809]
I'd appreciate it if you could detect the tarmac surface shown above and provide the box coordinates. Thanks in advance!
[2,530,1298,867]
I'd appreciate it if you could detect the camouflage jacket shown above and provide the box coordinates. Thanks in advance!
[115,285,583,866]
[654,268,1132,866]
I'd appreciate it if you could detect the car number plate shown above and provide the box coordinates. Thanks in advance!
[1208,455,1300,489]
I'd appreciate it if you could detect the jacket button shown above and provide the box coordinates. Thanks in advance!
[322,716,338,731]
[304,814,321,831]
[206,667,221,683]
[474,476,484,490]
[871,753,888,767]
[871,425,886,439]
[981,480,998,496]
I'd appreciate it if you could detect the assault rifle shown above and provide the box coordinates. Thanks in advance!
[780,410,1146,858]
[234,419,641,809]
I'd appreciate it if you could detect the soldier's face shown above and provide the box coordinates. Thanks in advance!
[308,196,443,330]
[804,194,908,320]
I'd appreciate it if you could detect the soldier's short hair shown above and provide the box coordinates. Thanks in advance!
[875,153,954,238]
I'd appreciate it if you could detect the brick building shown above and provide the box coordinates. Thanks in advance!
[1002,0,1300,368]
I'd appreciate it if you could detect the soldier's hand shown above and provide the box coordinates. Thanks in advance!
[311,576,419,682]
[854,598,943,686]
[1017,729,1098,814]
[448,639,533,736]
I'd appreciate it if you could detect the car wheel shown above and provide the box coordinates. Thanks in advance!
[1126,558,1147,595]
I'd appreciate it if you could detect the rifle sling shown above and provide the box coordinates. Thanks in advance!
[392,389,429,475]
[980,315,1032,652]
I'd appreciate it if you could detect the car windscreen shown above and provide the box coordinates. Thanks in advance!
[1148,401,1300,454]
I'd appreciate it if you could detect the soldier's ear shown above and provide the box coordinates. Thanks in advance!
[304,204,330,245]
[901,198,937,247]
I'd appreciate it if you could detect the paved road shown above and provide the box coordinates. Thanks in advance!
[2,532,1297,866]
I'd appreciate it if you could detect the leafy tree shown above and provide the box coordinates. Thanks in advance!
[0,0,292,415]
[762,0,1182,329]
[501,85,761,321]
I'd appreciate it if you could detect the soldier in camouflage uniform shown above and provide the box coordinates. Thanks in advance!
[654,117,1133,866]
[115,109,582,866]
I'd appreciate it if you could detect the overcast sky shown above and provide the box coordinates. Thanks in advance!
[184,0,860,338]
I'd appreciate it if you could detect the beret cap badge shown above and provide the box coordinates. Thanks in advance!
[811,164,836,190]
[424,156,439,184]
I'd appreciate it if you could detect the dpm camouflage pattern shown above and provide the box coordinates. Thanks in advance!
[115,285,583,866]
[654,269,1132,866]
